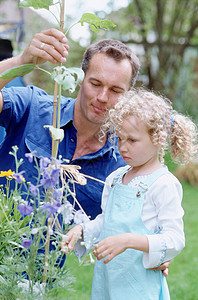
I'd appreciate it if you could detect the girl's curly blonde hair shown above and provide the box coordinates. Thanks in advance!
[100,88,198,164]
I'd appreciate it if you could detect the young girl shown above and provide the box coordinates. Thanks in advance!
[63,89,198,300]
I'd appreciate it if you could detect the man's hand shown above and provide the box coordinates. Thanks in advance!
[20,28,69,66]
[61,225,83,254]
[149,260,171,277]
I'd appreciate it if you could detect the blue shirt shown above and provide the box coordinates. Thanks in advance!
[0,86,125,219]
[0,76,25,144]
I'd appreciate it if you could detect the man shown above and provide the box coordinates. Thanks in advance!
[0,28,139,220]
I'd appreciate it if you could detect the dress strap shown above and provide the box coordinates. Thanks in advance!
[111,165,130,187]
[145,166,168,188]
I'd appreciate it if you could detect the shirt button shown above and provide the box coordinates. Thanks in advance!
[70,138,75,142]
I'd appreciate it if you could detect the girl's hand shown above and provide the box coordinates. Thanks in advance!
[20,28,69,66]
[93,233,148,264]
[93,234,128,264]
[61,225,83,253]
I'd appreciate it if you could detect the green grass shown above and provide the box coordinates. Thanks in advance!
[167,181,198,300]
[61,255,94,300]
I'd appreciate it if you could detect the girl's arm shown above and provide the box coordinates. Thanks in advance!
[94,172,185,267]
[93,233,149,264]
[142,173,185,268]
[61,167,126,257]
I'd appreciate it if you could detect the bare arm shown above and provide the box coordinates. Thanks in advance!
[0,28,69,90]
[93,233,170,276]
[93,233,149,264]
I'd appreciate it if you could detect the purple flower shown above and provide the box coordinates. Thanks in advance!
[51,157,62,167]
[17,204,34,216]
[39,156,51,172]
[22,239,32,248]
[40,201,61,216]
[25,151,37,163]
[13,171,25,183]
[53,188,62,201]
[40,167,60,189]
[29,183,38,197]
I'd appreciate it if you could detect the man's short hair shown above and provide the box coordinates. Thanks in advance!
[82,39,140,88]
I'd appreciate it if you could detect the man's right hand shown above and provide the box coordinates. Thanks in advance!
[20,28,69,66]
[0,28,69,91]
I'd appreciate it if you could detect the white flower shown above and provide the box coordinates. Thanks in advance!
[89,253,95,264]
[60,201,74,225]
[74,210,90,225]
[31,226,46,235]
[48,225,53,235]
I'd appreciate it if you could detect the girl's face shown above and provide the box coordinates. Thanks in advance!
[117,115,160,171]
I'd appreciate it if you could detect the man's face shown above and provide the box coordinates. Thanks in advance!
[76,53,132,125]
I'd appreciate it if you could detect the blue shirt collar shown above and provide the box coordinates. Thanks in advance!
[60,97,76,127]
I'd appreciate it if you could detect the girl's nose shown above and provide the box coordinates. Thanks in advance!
[118,140,127,152]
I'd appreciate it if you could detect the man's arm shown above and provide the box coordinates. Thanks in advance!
[149,261,171,277]
[0,28,69,90]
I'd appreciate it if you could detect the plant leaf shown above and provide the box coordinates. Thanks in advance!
[51,66,84,93]
[19,0,53,10]
[0,64,36,79]
[44,125,64,142]
[79,13,116,32]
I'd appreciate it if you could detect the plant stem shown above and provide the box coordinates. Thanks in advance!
[35,66,51,76]
[0,201,16,232]
[65,21,79,35]
[43,218,51,284]
[52,81,59,157]
[54,84,62,157]
[51,0,65,159]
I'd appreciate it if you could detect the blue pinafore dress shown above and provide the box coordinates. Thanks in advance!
[91,166,170,300]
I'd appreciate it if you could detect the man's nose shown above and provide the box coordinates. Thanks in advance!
[97,88,108,102]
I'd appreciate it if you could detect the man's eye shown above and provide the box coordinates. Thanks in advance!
[112,89,122,94]
[91,82,100,87]
[130,139,136,143]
